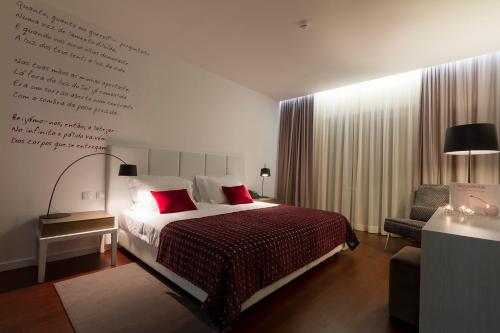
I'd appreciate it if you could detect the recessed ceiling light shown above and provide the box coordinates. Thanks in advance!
[298,20,311,30]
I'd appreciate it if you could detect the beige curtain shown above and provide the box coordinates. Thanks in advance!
[419,52,500,185]
[276,95,314,207]
[313,71,422,233]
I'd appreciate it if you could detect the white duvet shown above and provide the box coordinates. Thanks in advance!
[119,201,277,247]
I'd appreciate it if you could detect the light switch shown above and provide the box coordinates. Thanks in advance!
[82,191,95,200]
[96,191,106,200]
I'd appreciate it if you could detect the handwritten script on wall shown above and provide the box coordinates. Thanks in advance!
[9,0,150,152]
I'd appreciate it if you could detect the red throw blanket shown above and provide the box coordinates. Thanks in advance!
[156,205,358,329]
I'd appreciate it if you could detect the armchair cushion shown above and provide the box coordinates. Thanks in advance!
[413,185,449,209]
[384,218,426,242]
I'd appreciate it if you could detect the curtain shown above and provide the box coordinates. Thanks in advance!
[419,52,500,184]
[276,95,314,207]
[313,71,422,233]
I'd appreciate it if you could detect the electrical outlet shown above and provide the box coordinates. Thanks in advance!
[81,191,95,200]
[96,191,106,200]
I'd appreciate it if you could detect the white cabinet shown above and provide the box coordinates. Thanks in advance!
[420,208,500,332]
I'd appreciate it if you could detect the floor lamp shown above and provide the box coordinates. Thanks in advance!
[443,123,499,183]
[41,153,137,219]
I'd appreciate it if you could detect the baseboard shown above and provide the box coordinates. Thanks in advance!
[0,246,104,272]
[352,223,381,234]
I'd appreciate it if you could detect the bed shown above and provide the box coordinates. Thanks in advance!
[105,144,357,329]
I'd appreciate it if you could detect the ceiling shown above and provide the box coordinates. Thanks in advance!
[48,0,500,100]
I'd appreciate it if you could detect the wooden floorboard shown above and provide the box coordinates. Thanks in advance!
[0,231,418,333]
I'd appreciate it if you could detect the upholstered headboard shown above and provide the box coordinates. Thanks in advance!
[105,144,244,216]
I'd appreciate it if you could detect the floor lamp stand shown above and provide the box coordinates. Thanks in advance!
[261,177,265,197]
[467,150,471,183]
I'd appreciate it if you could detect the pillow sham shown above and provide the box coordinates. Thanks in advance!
[150,189,197,214]
[195,175,242,204]
[127,175,194,211]
[222,185,253,205]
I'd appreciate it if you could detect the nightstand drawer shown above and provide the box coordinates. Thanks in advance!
[254,197,280,204]
[39,211,114,238]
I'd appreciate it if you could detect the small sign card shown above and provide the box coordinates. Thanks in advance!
[450,183,500,217]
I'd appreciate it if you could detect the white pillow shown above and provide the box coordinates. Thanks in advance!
[194,176,210,203]
[127,175,194,211]
[195,175,242,204]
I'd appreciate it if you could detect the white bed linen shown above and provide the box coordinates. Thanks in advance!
[119,201,277,248]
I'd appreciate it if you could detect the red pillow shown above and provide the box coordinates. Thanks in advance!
[150,189,197,214]
[222,185,254,205]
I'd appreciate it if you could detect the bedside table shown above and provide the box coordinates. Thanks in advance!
[37,211,117,283]
[254,197,280,204]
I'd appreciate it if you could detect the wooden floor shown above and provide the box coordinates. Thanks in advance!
[0,232,418,333]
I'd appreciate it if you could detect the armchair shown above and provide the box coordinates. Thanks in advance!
[384,184,449,248]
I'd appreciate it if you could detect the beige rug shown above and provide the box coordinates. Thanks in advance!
[55,263,216,333]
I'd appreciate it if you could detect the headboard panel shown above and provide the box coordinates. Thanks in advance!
[148,149,179,175]
[179,152,205,180]
[206,154,227,177]
[105,144,244,216]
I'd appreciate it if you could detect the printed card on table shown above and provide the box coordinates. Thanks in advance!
[450,183,500,217]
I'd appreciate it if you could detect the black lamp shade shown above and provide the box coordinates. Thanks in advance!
[260,167,271,177]
[444,123,499,155]
[119,164,137,176]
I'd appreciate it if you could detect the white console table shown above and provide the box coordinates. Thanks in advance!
[420,208,500,332]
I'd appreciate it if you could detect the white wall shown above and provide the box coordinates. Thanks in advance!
[0,0,279,270]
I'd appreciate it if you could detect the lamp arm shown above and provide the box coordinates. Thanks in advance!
[45,152,128,217]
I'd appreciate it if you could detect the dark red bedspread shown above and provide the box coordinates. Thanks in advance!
[156,205,358,329]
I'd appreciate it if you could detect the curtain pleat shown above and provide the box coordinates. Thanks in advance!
[419,52,500,184]
[313,71,422,233]
[276,95,314,207]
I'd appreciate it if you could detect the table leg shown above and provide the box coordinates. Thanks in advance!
[37,240,47,283]
[99,234,105,253]
[111,230,117,266]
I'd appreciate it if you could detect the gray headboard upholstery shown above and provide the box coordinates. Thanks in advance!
[105,144,244,216]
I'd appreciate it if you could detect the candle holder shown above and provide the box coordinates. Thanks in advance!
[457,205,474,217]
[443,204,454,216]
[464,208,474,216]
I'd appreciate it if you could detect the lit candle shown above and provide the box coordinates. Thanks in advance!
[464,208,474,216]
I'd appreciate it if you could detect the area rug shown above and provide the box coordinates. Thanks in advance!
[54,263,216,333]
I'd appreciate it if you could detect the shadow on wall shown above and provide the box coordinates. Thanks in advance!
[0,216,100,271]
[0,218,39,265]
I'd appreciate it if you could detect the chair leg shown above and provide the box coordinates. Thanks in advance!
[384,233,391,249]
